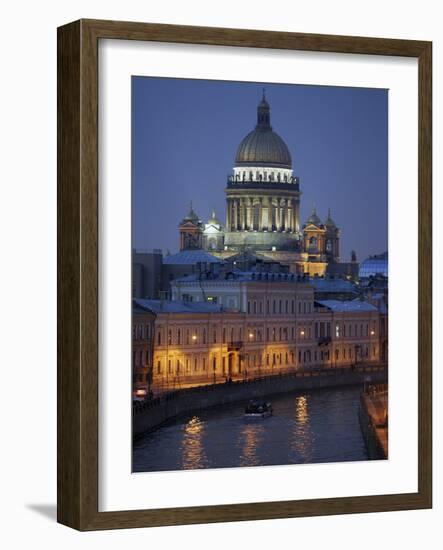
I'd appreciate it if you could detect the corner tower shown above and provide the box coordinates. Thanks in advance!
[178,203,203,250]
[224,93,301,252]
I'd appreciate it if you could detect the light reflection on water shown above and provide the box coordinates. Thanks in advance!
[290,395,313,463]
[133,386,371,473]
[181,416,208,470]
[239,421,265,467]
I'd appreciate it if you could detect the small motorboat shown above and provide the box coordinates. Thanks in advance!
[244,400,273,418]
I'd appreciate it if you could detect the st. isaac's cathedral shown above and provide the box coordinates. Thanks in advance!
[178,93,349,277]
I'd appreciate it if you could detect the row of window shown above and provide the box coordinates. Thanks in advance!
[333,322,377,338]
[155,322,376,346]
[153,344,379,375]
[133,348,152,367]
[247,299,313,316]
[133,323,153,341]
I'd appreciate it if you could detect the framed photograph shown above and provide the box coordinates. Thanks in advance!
[57,19,432,530]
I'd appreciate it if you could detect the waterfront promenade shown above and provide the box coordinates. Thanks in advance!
[134,364,387,437]
[359,383,388,458]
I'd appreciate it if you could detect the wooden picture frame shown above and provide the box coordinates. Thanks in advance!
[57,19,432,530]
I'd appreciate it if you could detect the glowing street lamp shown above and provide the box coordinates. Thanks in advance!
[192,334,197,342]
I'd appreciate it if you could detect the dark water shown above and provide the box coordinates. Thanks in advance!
[133,386,369,472]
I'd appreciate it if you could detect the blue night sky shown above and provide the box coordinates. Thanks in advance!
[132,77,388,262]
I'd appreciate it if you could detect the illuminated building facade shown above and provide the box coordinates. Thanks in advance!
[134,289,380,394]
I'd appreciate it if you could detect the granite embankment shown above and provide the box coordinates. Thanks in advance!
[133,365,387,437]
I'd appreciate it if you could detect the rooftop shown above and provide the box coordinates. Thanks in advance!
[172,269,309,284]
[310,278,358,293]
[163,249,224,265]
[134,299,222,314]
[316,300,377,313]
[359,252,388,279]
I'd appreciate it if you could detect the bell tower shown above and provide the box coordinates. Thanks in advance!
[178,203,203,251]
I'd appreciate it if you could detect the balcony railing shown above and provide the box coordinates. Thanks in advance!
[317,337,332,346]
[226,175,300,191]
[227,341,243,351]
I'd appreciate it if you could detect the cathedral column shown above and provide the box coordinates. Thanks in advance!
[262,197,269,231]
[226,199,231,230]
[246,199,251,230]
[240,199,246,231]
[287,200,293,232]
[275,199,280,231]
[233,199,238,230]
[294,200,300,234]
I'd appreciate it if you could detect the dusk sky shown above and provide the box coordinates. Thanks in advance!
[132,77,387,262]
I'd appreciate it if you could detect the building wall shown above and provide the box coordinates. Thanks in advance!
[132,250,163,298]
[148,302,380,393]
[133,309,156,394]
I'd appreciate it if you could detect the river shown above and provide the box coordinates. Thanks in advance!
[133,385,370,472]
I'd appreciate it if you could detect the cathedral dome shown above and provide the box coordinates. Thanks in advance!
[207,209,221,226]
[182,203,200,224]
[324,208,337,229]
[235,93,292,169]
[305,207,322,226]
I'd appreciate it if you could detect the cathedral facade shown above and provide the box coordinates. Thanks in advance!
[178,93,345,277]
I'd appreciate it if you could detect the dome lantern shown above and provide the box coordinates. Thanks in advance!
[256,89,271,128]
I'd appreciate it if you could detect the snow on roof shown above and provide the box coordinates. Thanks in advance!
[163,249,223,265]
[316,300,377,313]
[310,278,357,292]
[134,299,222,314]
[171,270,304,284]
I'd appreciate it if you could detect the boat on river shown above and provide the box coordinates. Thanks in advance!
[244,400,273,418]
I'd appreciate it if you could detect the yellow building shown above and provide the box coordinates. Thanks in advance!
[134,288,380,395]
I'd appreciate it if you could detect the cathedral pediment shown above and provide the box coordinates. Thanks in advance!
[304,223,325,231]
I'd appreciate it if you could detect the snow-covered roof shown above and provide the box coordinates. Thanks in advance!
[310,278,357,293]
[134,299,222,314]
[316,300,377,312]
[163,249,223,265]
[171,270,305,284]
